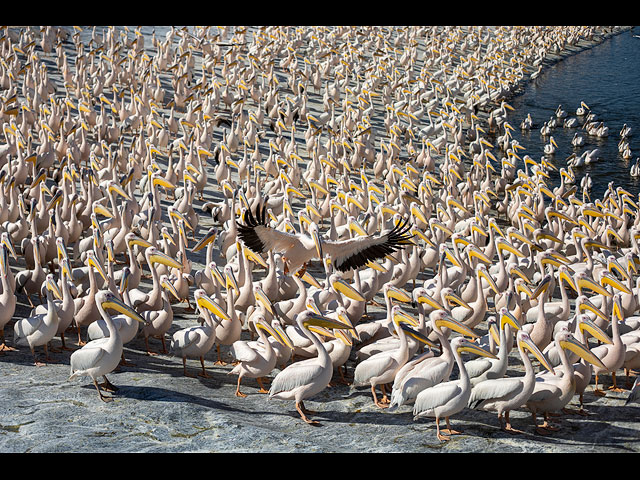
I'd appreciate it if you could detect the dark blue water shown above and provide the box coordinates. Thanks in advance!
[503,27,640,201]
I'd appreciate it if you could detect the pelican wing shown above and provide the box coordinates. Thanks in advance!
[69,341,109,376]
[322,217,414,272]
[269,358,325,396]
[413,380,463,415]
[13,315,46,343]
[465,357,493,379]
[231,340,260,363]
[468,377,524,409]
[171,327,202,352]
[236,205,301,254]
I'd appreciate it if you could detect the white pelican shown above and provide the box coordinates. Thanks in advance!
[229,314,293,397]
[525,328,606,434]
[352,306,433,408]
[469,330,555,433]
[466,309,522,386]
[236,203,414,274]
[388,308,479,411]
[591,293,627,395]
[13,274,62,365]
[68,290,146,402]
[268,310,355,424]
[170,290,231,378]
[412,336,497,442]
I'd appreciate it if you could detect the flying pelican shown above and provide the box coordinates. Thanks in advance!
[412,336,497,442]
[268,310,355,424]
[236,202,414,274]
[68,290,146,402]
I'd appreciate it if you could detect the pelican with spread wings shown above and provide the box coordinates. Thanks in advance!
[236,203,414,274]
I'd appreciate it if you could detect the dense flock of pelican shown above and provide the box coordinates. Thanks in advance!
[1,25,638,443]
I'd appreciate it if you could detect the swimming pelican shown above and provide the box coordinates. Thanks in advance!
[412,336,497,442]
[268,310,355,424]
[68,290,146,402]
[236,202,414,274]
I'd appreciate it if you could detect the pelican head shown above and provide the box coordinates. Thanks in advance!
[194,289,231,323]
[98,290,146,324]
[330,275,365,302]
[430,309,478,339]
[556,329,606,369]
[517,330,555,374]
[192,227,218,253]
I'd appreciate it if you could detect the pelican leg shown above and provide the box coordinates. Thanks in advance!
[119,352,135,367]
[296,401,319,425]
[380,384,391,405]
[436,417,450,442]
[93,379,113,402]
[532,411,551,435]
[235,376,247,397]
[31,346,46,367]
[182,357,196,377]
[99,375,119,392]
[214,345,227,365]
[197,356,210,378]
[371,384,388,408]
[144,336,158,356]
[608,372,626,392]
[160,336,168,354]
[503,411,524,434]
[59,333,74,351]
[256,377,269,394]
[441,417,461,436]
[593,374,606,396]
[0,330,17,352]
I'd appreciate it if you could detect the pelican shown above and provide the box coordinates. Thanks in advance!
[591,293,627,395]
[268,310,355,424]
[229,314,293,397]
[466,309,522,386]
[388,309,479,411]
[68,290,146,402]
[412,336,497,442]
[141,275,181,355]
[525,328,606,434]
[469,330,555,433]
[13,274,62,365]
[353,306,434,408]
[170,290,231,378]
[236,203,413,274]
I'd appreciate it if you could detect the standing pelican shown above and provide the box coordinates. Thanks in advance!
[13,274,62,365]
[268,310,355,424]
[170,290,230,377]
[468,330,555,433]
[68,290,146,402]
[229,314,293,397]
[412,336,497,442]
[353,306,434,408]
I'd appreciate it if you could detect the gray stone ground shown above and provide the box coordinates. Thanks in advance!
[1,26,639,454]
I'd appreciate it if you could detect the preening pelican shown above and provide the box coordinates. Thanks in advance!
[268,310,355,424]
[236,202,414,273]
[68,290,146,402]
